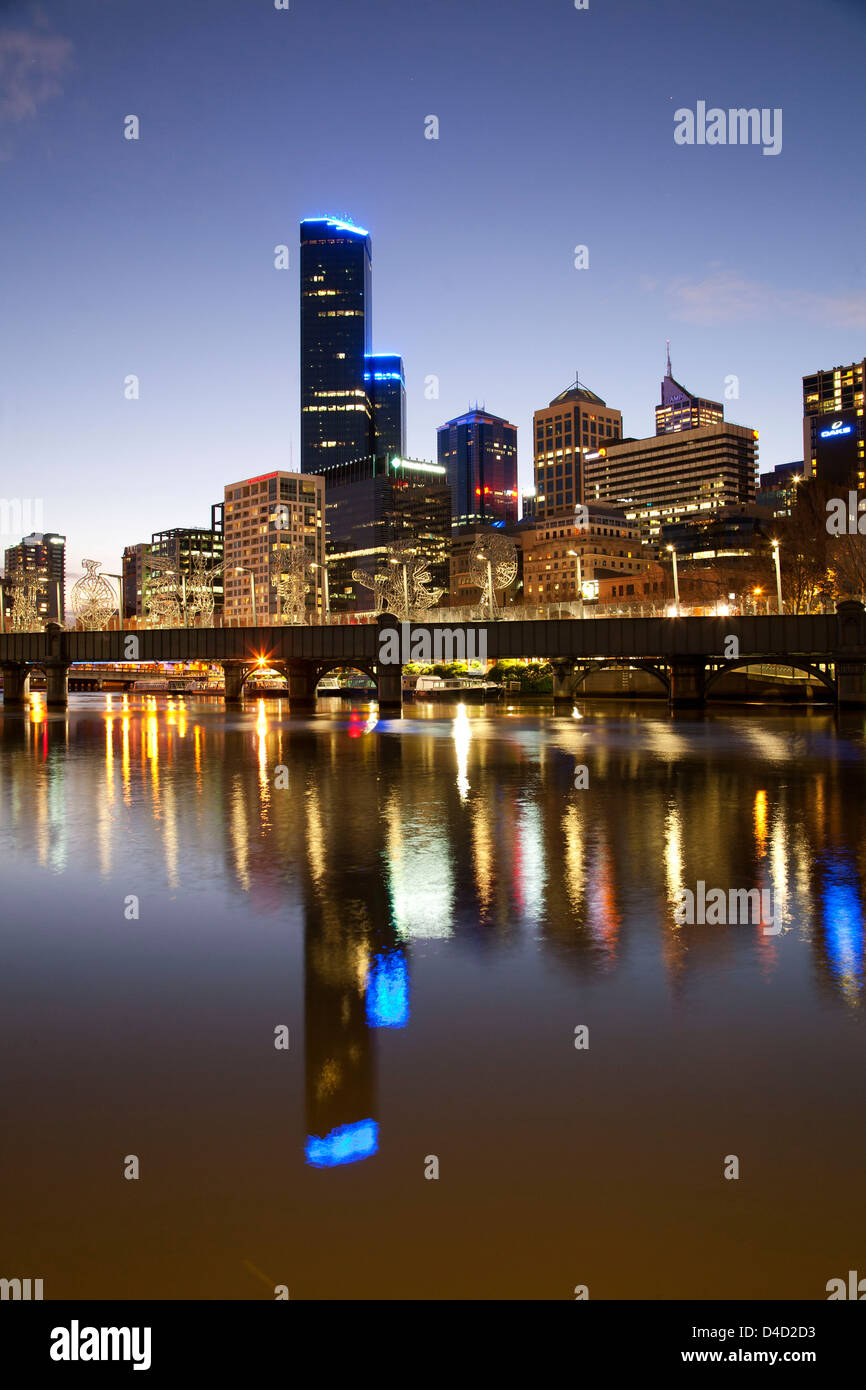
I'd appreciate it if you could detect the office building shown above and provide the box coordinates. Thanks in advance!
[325,455,451,612]
[584,422,758,543]
[757,462,803,518]
[366,354,406,462]
[532,380,623,519]
[223,472,325,623]
[437,408,518,529]
[3,531,66,622]
[121,543,151,619]
[803,359,865,488]
[150,505,225,616]
[655,346,724,435]
[522,505,644,605]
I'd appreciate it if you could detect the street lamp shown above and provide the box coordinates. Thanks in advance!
[310,560,330,624]
[106,573,124,631]
[771,540,783,615]
[666,545,680,615]
[567,549,584,619]
[235,566,257,627]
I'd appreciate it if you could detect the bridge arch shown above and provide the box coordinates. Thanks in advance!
[572,659,671,697]
[704,657,836,699]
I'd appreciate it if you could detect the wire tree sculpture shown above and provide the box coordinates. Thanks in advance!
[70,559,117,630]
[469,533,518,619]
[10,583,41,632]
[186,557,223,628]
[144,556,182,628]
[271,543,310,625]
[353,538,444,620]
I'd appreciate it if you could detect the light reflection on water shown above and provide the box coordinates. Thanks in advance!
[1,694,865,1299]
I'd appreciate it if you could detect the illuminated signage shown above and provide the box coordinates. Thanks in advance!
[821,420,853,438]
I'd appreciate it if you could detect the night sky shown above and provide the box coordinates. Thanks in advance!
[1,0,864,577]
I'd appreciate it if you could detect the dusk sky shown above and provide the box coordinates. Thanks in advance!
[1,0,864,580]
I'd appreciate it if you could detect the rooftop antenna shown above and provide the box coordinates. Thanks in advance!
[665,340,672,377]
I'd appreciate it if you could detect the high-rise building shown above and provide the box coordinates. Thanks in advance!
[585,422,758,543]
[300,217,374,476]
[3,531,66,622]
[655,346,724,435]
[756,462,803,518]
[802,359,865,488]
[522,505,644,605]
[324,455,451,612]
[223,472,325,623]
[150,504,225,616]
[437,408,518,530]
[365,354,406,462]
[121,542,151,619]
[532,380,622,519]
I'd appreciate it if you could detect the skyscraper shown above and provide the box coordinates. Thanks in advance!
[802,358,865,488]
[300,217,374,475]
[3,531,66,622]
[437,408,518,529]
[532,380,623,519]
[223,472,325,623]
[365,354,406,462]
[655,345,724,435]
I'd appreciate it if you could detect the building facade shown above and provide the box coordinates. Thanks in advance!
[151,504,225,616]
[522,505,644,605]
[655,346,724,435]
[756,462,803,518]
[532,381,622,519]
[584,422,758,543]
[803,359,865,488]
[365,354,406,462]
[437,408,518,529]
[223,472,325,623]
[3,531,66,623]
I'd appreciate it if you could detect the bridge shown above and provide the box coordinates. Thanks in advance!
[2,602,866,711]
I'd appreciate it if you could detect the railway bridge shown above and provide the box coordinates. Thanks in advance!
[2,602,866,712]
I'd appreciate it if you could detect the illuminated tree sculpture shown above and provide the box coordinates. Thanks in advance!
[144,556,181,628]
[70,559,117,630]
[469,533,518,618]
[10,584,41,632]
[187,558,223,628]
[271,543,310,625]
[353,539,444,620]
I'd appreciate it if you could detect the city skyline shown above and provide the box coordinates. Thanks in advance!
[2,0,864,575]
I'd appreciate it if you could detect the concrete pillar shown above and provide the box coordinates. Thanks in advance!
[836,660,866,708]
[223,664,246,703]
[1,662,28,706]
[376,668,403,715]
[44,662,70,708]
[376,611,402,715]
[669,657,706,708]
[288,663,316,709]
[551,659,575,708]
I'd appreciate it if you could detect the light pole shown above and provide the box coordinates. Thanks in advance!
[666,544,680,615]
[106,573,124,631]
[567,549,584,619]
[310,561,330,624]
[771,540,783,615]
[235,566,257,627]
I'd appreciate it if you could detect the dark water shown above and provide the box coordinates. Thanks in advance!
[1,693,864,1300]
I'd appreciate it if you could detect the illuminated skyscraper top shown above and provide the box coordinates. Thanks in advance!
[300,218,374,474]
[655,342,724,435]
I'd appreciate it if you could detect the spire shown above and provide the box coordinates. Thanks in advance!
[665,340,672,377]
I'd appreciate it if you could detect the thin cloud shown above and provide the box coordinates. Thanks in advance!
[663,269,866,330]
[0,26,73,123]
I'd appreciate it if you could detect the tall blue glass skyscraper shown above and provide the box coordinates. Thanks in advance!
[365,354,406,462]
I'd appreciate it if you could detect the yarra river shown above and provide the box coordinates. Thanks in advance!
[1,694,864,1299]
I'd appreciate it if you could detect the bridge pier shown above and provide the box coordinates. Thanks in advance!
[669,657,706,708]
[287,663,316,709]
[551,659,575,708]
[1,661,29,707]
[222,663,246,703]
[835,660,866,708]
[44,662,70,708]
[376,668,402,715]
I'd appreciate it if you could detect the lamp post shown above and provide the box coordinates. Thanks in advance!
[567,549,584,619]
[666,544,680,615]
[310,560,330,624]
[771,540,783,615]
[106,573,124,631]
[235,566,257,627]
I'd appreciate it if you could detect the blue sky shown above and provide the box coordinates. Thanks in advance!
[1,0,864,577]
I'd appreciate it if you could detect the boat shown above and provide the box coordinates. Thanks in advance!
[316,676,343,697]
[409,675,502,703]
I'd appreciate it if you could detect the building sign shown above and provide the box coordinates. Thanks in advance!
[821,420,854,439]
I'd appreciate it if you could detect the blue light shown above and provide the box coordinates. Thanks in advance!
[366,950,410,1028]
[305,1119,379,1168]
[820,422,853,438]
[821,866,863,991]
[364,371,404,382]
[302,216,370,237]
